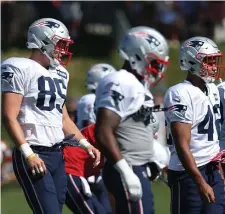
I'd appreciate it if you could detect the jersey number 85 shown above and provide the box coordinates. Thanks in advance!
[36,76,66,113]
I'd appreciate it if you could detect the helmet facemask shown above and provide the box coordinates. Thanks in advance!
[144,53,169,87]
[49,35,74,66]
[196,52,225,83]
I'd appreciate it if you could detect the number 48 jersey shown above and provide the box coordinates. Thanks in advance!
[1,57,69,147]
[164,80,221,171]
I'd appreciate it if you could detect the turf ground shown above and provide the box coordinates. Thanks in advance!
[1,181,170,214]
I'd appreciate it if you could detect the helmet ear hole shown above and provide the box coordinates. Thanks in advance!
[189,61,196,65]
[135,54,142,61]
[42,40,48,45]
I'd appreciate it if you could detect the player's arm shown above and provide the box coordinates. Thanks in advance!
[171,122,215,203]
[170,122,205,184]
[2,92,47,175]
[95,107,142,201]
[62,105,100,166]
[2,93,26,148]
[95,108,122,163]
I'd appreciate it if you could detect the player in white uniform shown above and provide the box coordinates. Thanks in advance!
[76,63,116,130]
[217,80,225,176]
[95,26,169,213]
[67,63,115,214]
[164,36,225,214]
[1,18,100,214]
[217,80,225,149]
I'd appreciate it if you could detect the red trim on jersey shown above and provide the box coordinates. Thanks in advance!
[63,124,104,177]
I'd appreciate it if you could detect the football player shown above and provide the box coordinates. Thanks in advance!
[1,18,100,214]
[217,80,225,150]
[66,63,116,214]
[217,80,225,175]
[164,36,225,214]
[64,124,109,214]
[76,63,116,130]
[95,26,169,213]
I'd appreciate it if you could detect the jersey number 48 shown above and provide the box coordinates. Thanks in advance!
[197,105,220,141]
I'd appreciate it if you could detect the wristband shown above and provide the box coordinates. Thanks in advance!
[79,139,91,149]
[19,143,34,159]
[114,159,132,176]
[27,153,37,159]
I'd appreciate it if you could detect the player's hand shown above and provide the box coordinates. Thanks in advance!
[114,159,142,201]
[122,171,143,201]
[197,181,215,203]
[26,154,47,176]
[86,145,101,167]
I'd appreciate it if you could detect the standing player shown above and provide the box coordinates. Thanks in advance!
[66,63,115,213]
[217,80,225,150]
[1,18,100,214]
[76,63,116,129]
[164,36,225,214]
[95,26,169,213]
[217,80,225,175]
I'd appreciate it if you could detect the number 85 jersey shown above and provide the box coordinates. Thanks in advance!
[1,57,69,147]
[164,80,221,171]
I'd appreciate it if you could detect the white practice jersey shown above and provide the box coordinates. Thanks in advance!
[95,69,155,165]
[1,57,69,147]
[164,80,221,171]
[76,93,96,130]
[95,69,145,120]
[217,81,225,148]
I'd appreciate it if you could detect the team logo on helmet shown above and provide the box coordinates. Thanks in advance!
[130,31,161,47]
[186,40,204,51]
[34,21,60,29]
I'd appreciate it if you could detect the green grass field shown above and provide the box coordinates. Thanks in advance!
[1,43,225,213]
[1,181,170,214]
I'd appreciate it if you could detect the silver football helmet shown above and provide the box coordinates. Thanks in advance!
[86,63,116,90]
[27,18,74,67]
[119,26,169,87]
[179,36,225,83]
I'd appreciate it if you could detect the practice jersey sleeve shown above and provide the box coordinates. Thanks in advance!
[1,63,26,95]
[95,70,145,119]
[164,87,193,124]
